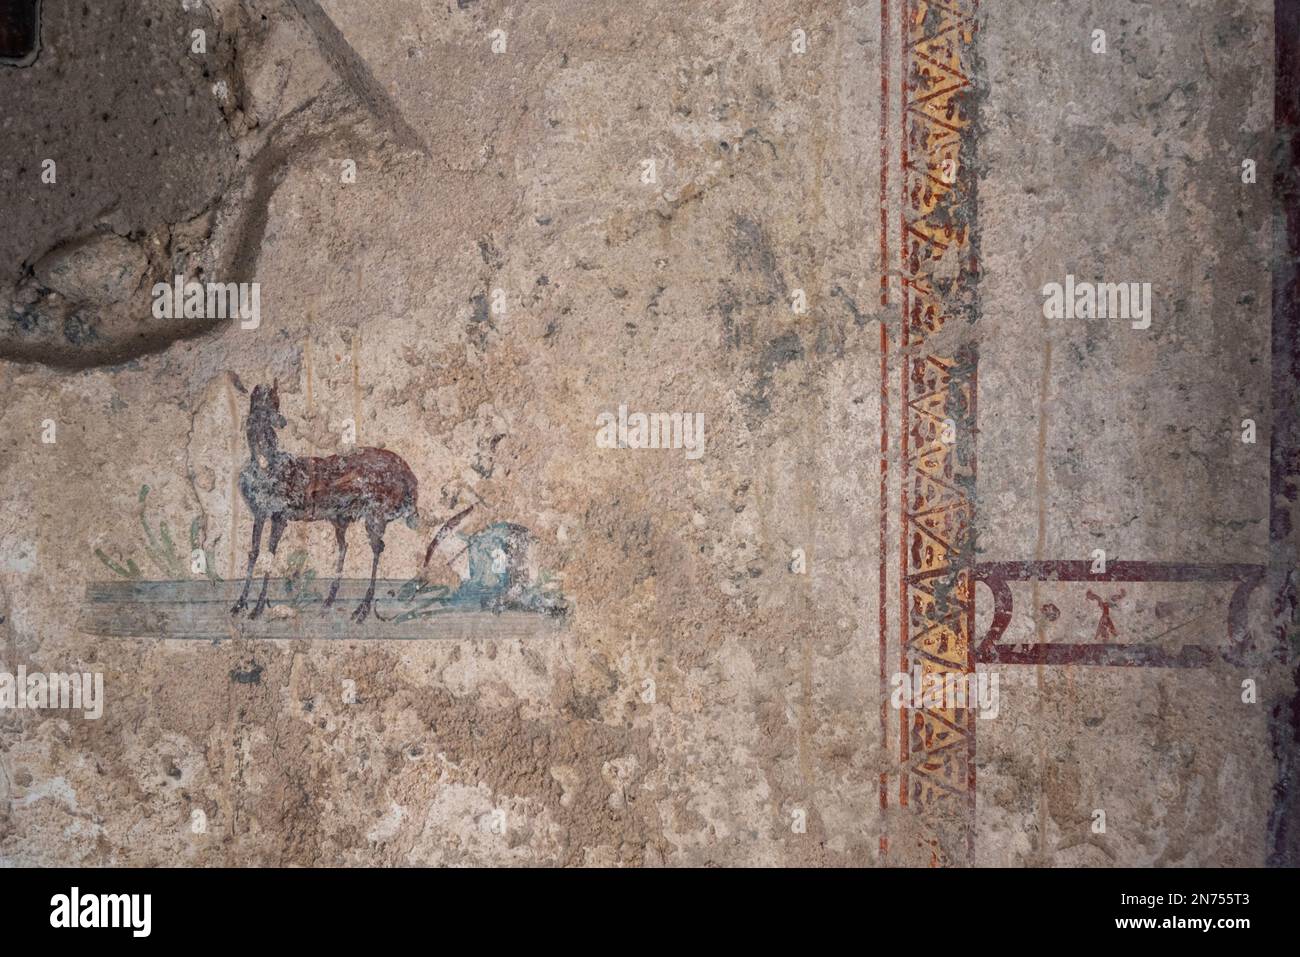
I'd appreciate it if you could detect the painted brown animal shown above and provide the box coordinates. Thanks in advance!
[231,380,470,622]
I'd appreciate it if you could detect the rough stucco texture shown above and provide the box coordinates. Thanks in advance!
[0,0,1295,866]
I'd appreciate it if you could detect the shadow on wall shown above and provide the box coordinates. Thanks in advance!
[0,0,40,66]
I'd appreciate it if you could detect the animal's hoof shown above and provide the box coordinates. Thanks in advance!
[249,603,266,620]
[230,601,246,616]
[351,601,371,623]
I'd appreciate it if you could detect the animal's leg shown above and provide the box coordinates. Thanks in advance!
[324,521,349,608]
[351,516,386,623]
[250,514,288,619]
[231,514,266,615]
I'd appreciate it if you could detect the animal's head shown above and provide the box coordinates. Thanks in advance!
[249,381,287,429]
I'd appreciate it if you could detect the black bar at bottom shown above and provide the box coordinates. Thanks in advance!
[0,866,1282,943]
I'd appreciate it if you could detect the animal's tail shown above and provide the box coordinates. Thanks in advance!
[422,504,474,571]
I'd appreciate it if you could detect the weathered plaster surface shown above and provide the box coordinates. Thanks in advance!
[0,0,1292,866]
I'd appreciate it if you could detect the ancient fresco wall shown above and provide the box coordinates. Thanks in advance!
[0,0,1293,867]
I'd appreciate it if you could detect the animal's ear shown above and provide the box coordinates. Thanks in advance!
[228,372,248,395]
